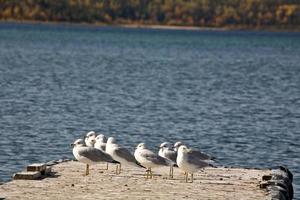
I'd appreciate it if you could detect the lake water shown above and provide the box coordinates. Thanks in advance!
[0,23,299,198]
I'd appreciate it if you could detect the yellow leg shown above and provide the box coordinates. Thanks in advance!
[191,173,194,183]
[118,164,122,174]
[86,164,89,176]
[150,168,153,179]
[171,166,174,178]
[145,168,149,179]
[185,172,188,183]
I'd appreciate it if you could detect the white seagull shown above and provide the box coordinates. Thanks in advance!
[71,138,114,175]
[106,137,141,174]
[135,143,172,179]
[177,145,213,182]
[158,142,177,178]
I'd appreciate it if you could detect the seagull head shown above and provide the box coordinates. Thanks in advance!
[178,145,190,154]
[84,131,97,147]
[159,142,171,149]
[107,137,116,144]
[174,141,184,151]
[136,143,146,150]
[95,134,107,143]
[85,131,96,139]
[71,139,84,147]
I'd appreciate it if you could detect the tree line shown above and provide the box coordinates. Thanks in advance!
[0,0,299,30]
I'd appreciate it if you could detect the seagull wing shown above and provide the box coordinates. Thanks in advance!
[187,152,211,168]
[140,149,170,166]
[78,147,114,162]
[114,147,137,163]
[190,150,214,160]
[164,150,177,163]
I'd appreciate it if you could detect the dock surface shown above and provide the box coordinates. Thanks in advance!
[0,161,270,200]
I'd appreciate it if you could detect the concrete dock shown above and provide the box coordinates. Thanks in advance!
[0,160,293,200]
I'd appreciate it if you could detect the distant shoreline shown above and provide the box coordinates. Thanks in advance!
[1,19,299,33]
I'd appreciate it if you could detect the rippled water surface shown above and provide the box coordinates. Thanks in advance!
[0,23,299,198]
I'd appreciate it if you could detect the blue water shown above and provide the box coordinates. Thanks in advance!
[0,23,299,198]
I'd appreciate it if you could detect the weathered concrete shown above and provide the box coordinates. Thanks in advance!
[26,163,46,173]
[0,161,284,200]
[12,171,42,180]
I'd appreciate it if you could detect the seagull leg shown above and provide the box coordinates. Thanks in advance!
[116,164,119,174]
[185,172,188,183]
[106,162,109,170]
[191,173,194,183]
[145,168,149,179]
[85,164,89,176]
[169,166,174,179]
[150,168,153,179]
[118,163,122,174]
[171,166,174,179]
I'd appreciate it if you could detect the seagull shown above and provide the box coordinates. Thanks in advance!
[177,145,213,182]
[71,138,115,175]
[158,142,177,178]
[134,143,172,179]
[84,131,97,147]
[94,134,109,170]
[106,137,141,174]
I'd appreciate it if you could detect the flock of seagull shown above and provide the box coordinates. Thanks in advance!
[71,131,216,183]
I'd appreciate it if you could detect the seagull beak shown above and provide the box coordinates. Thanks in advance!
[70,143,75,147]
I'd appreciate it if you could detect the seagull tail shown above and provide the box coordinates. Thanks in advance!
[109,160,120,164]
[165,159,175,167]
[209,163,217,168]
[205,159,217,168]
[210,156,217,161]
[135,161,146,168]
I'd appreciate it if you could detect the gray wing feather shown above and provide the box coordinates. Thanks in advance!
[141,150,169,166]
[114,147,136,163]
[190,150,213,160]
[164,150,177,163]
[79,147,113,162]
[187,153,210,168]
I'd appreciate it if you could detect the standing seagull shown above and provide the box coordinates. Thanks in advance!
[71,139,114,175]
[85,131,97,147]
[94,134,109,170]
[177,145,213,183]
[135,143,171,179]
[106,137,140,174]
[158,142,177,178]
